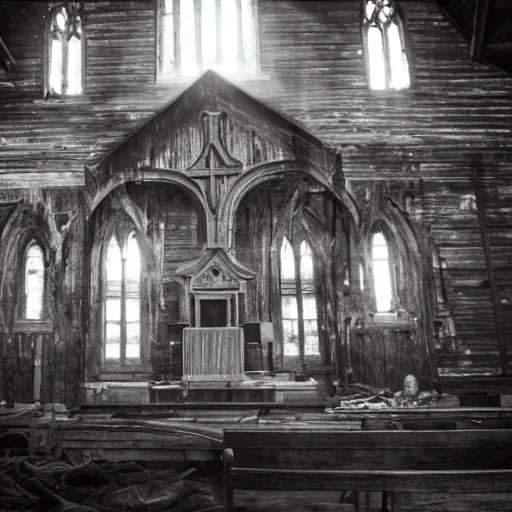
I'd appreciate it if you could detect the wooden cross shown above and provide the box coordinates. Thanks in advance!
[186,111,243,212]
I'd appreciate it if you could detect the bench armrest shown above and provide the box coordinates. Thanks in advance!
[223,448,235,512]
[223,448,235,468]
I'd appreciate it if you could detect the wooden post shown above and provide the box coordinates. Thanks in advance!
[223,448,234,512]
[293,244,306,370]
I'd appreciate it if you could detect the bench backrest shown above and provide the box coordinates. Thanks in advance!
[223,427,512,471]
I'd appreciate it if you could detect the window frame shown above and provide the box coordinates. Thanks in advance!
[279,236,320,360]
[371,230,394,313]
[14,237,52,333]
[102,230,144,372]
[361,0,414,91]
[156,0,263,82]
[44,2,85,98]
[363,223,411,327]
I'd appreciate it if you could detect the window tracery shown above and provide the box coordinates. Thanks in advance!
[104,231,141,367]
[47,2,83,96]
[280,238,319,357]
[363,0,410,90]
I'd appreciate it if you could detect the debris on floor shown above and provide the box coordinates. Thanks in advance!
[326,380,442,411]
[0,431,222,511]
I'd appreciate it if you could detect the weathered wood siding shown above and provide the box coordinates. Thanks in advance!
[0,188,85,406]
[0,0,510,390]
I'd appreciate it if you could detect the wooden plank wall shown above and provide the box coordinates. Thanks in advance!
[0,188,85,406]
[0,0,510,392]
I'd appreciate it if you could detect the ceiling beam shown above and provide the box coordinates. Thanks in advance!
[0,36,15,72]
[470,0,490,61]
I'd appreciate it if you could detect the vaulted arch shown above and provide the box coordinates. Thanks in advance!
[218,160,360,250]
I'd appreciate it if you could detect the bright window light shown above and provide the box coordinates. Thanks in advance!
[300,241,314,281]
[280,238,319,357]
[280,238,295,281]
[202,0,217,67]
[125,233,141,360]
[159,0,258,78]
[105,237,122,360]
[104,233,141,364]
[48,4,83,95]
[67,35,82,95]
[388,21,410,89]
[179,0,197,76]
[372,232,392,312]
[367,26,386,90]
[25,243,45,320]
[365,0,410,90]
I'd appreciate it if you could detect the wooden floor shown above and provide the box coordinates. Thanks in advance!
[235,489,512,512]
[2,402,512,512]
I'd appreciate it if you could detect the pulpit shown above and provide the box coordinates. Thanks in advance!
[183,327,244,380]
[176,247,255,381]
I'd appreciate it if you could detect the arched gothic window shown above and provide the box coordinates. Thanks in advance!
[280,238,319,357]
[47,2,83,95]
[104,232,141,366]
[23,242,45,320]
[372,231,393,312]
[363,0,410,90]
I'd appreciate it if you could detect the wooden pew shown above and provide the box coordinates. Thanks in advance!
[222,427,512,512]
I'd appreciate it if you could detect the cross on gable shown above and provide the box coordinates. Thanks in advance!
[186,111,243,212]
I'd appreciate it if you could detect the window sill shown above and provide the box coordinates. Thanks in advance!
[156,72,271,86]
[13,319,53,334]
[368,312,412,329]
[99,370,151,382]
[367,87,414,93]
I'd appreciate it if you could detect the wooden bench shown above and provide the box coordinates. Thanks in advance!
[222,427,512,512]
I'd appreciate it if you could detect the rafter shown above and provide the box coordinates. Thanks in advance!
[0,36,15,72]
[470,0,490,61]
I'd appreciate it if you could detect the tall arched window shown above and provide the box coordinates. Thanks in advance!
[280,238,319,358]
[104,232,141,366]
[24,242,45,320]
[363,0,410,90]
[47,2,83,95]
[372,232,393,312]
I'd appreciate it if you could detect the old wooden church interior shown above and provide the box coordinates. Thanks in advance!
[1,0,512,510]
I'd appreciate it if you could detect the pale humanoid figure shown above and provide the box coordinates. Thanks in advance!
[394,374,419,400]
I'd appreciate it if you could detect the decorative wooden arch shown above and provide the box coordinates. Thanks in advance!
[217,159,360,251]
[86,167,214,241]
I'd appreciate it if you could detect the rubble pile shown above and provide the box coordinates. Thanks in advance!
[0,432,222,512]
[327,377,441,411]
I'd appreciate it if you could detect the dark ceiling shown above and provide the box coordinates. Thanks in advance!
[437,0,512,75]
